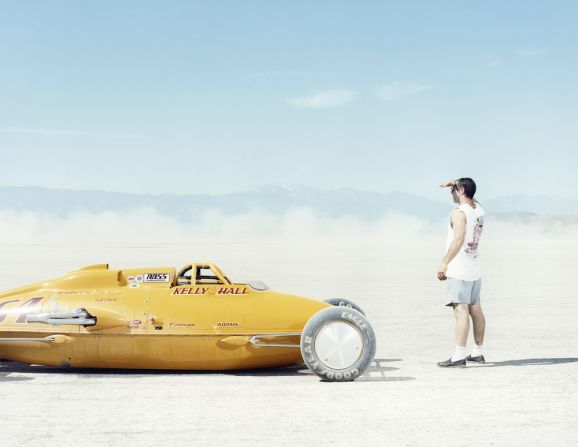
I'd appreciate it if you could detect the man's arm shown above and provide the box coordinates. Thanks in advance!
[438,210,466,281]
[439,179,457,188]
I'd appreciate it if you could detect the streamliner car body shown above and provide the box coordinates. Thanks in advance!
[0,263,376,381]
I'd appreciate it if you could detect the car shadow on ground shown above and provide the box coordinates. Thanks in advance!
[0,358,415,382]
[357,358,416,382]
[477,357,578,368]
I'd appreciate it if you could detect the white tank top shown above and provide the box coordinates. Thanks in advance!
[445,203,485,281]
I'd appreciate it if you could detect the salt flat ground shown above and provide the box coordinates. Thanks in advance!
[0,236,577,446]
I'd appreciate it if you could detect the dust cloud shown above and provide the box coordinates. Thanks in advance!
[1,207,575,246]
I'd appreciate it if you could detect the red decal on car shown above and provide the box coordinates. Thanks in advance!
[15,297,45,323]
[216,287,248,295]
[172,287,209,295]
[0,299,20,324]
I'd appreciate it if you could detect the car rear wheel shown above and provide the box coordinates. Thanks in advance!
[300,307,376,382]
[323,298,365,315]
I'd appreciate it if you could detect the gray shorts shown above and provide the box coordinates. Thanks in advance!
[445,278,481,306]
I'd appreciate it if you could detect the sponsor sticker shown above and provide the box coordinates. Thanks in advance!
[131,319,142,325]
[135,275,144,283]
[215,322,240,328]
[144,273,170,283]
[127,275,136,283]
[169,322,196,328]
[56,290,108,295]
[129,283,140,289]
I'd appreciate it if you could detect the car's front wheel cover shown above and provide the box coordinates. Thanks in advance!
[301,307,376,382]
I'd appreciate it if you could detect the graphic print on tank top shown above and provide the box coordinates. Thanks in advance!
[464,215,484,258]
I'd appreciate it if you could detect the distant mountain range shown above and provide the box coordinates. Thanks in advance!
[0,186,576,220]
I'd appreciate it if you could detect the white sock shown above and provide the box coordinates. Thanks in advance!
[451,346,466,362]
[472,344,484,357]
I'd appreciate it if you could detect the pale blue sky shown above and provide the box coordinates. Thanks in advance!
[0,1,576,200]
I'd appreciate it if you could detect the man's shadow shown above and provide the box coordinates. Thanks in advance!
[478,357,578,367]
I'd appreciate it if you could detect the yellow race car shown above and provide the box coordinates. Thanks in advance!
[0,263,376,381]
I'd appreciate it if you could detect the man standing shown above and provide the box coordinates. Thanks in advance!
[437,178,486,367]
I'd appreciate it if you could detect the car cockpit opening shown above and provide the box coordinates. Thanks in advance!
[175,264,230,286]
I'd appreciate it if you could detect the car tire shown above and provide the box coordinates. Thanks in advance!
[300,307,376,382]
[323,298,365,316]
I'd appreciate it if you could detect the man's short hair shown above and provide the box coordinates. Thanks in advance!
[457,178,476,199]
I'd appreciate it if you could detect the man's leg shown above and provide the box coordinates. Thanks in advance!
[467,300,486,361]
[453,303,470,348]
[469,300,485,346]
[438,281,470,367]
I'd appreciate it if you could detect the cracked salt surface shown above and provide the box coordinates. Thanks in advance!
[1,237,577,446]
